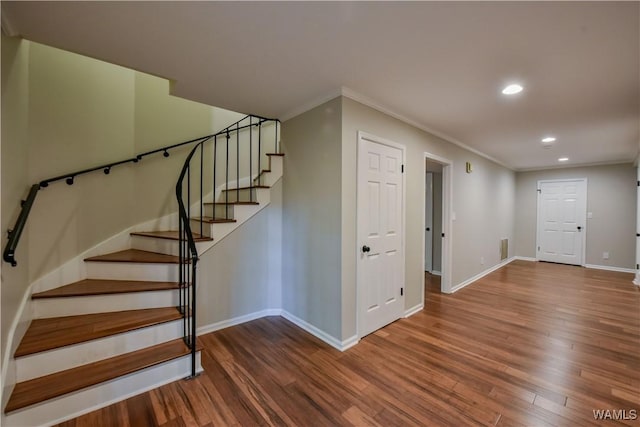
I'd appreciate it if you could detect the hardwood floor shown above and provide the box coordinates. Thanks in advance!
[55,261,639,426]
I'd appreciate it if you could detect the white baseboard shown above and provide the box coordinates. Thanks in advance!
[404,304,423,318]
[430,270,442,276]
[197,309,281,336]
[585,264,636,274]
[199,308,361,352]
[280,310,357,352]
[449,256,516,294]
[514,256,538,262]
[634,273,640,286]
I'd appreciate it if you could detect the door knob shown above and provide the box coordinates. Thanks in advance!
[362,245,371,253]
[426,227,430,231]
[577,226,582,231]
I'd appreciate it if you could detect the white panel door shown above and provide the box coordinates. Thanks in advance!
[425,172,433,272]
[537,179,587,265]
[357,133,405,338]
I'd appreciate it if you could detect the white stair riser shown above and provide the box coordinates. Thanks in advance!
[189,218,213,237]
[16,320,184,382]
[221,188,256,203]
[263,157,283,187]
[6,352,202,427]
[204,204,234,219]
[130,236,210,257]
[85,262,179,282]
[32,290,179,318]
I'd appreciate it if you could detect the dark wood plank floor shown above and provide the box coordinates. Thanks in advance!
[56,260,639,426]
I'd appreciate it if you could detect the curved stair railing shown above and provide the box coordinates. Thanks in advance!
[3,113,280,379]
[175,114,279,376]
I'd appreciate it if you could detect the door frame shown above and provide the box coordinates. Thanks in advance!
[425,172,434,272]
[356,131,406,339]
[422,152,453,295]
[535,178,588,266]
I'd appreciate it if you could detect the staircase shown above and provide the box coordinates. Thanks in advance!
[3,116,282,426]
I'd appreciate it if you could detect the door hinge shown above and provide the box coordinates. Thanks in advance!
[637,180,639,187]
[537,246,540,251]
[400,287,404,296]
[441,233,445,238]
[637,264,639,270]
[401,164,404,173]
[537,188,541,193]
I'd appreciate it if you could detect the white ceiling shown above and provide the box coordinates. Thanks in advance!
[2,1,639,170]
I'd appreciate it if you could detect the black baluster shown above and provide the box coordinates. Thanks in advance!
[226,131,230,219]
[258,122,262,186]
[249,117,253,202]
[212,136,217,220]
[236,122,240,204]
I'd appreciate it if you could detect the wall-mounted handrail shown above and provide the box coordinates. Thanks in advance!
[39,134,214,188]
[3,184,40,266]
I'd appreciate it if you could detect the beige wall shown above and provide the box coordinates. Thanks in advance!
[515,164,636,269]
[281,97,343,340]
[197,180,282,328]
[26,42,137,281]
[342,96,516,339]
[1,35,30,376]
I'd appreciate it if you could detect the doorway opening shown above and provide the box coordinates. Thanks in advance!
[423,153,452,299]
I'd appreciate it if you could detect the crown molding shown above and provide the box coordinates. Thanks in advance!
[517,159,634,173]
[339,86,513,170]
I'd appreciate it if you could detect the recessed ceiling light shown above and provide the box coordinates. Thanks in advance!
[502,84,523,95]
[558,157,569,162]
[542,137,556,143]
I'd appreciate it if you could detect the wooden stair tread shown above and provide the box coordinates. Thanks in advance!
[222,185,270,192]
[6,338,201,413]
[15,307,183,357]
[84,249,182,264]
[203,201,259,206]
[191,217,237,224]
[130,231,212,242]
[32,279,180,299]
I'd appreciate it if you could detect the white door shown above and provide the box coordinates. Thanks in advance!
[357,132,405,338]
[537,179,587,266]
[425,172,433,272]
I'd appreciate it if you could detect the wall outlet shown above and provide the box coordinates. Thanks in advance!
[480,256,485,265]
[603,251,610,260]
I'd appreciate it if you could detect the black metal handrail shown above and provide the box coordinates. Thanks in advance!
[3,184,40,266]
[175,113,279,377]
[1,116,274,266]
